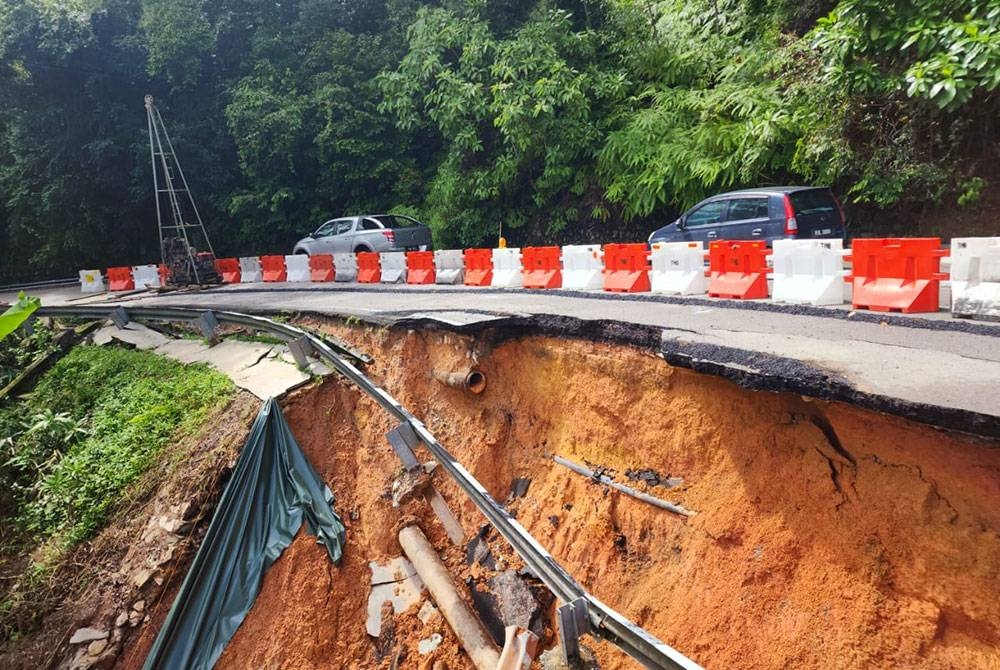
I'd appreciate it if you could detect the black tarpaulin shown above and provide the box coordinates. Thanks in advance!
[143,397,346,670]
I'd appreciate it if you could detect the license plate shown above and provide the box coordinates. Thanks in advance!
[814,228,832,236]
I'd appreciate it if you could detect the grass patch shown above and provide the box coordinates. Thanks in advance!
[0,345,233,546]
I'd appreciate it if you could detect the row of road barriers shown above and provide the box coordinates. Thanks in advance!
[79,237,1000,319]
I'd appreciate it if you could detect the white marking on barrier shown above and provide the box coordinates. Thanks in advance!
[239,257,263,283]
[650,242,707,295]
[79,269,105,293]
[771,239,848,306]
[491,248,523,288]
[284,254,311,282]
[434,249,464,285]
[562,245,603,290]
[131,264,161,289]
[380,251,407,283]
[950,237,1000,319]
[333,253,358,282]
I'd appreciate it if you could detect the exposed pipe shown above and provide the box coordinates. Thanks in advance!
[432,368,487,394]
[398,525,500,670]
[554,456,696,518]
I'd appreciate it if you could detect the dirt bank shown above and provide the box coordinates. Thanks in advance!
[226,321,995,670]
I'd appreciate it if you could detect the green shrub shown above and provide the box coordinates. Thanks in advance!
[0,346,232,545]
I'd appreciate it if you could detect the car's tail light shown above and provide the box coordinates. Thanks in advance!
[382,230,396,244]
[782,195,798,235]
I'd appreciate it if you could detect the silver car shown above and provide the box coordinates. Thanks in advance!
[292,214,433,255]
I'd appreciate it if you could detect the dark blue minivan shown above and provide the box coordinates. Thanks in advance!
[647,186,846,246]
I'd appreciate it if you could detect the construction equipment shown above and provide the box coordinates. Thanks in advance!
[144,95,220,286]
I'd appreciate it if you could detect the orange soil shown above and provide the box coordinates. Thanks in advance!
[189,325,1000,669]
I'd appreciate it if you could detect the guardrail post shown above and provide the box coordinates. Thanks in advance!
[386,422,422,471]
[557,597,591,668]
[110,306,130,329]
[287,335,312,368]
[197,310,219,343]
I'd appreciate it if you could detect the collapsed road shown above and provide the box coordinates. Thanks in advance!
[10,281,999,436]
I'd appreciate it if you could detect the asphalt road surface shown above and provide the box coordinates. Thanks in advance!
[6,282,999,435]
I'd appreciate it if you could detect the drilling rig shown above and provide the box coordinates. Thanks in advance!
[145,95,219,286]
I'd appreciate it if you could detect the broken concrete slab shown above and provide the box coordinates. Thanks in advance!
[94,325,315,399]
[366,557,426,637]
[92,322,170,350]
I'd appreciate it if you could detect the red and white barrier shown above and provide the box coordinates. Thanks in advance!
[132,264,162,289]
[239,257,263,283]
[380,252,407,283]
[562,245,603,290]
[333,253,358,282]
[434,250,464,284]
[491,248,523,288]
[284,254,311,282]
[650,242,706,295]
[79,269,105,293]
[950,237,1000,319]
[771,239,848,306]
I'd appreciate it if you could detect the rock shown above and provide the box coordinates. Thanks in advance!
[489,570,541,630]
[132,600,146,613]
[418,600,439,625]
[131,568,154,588]
[391,470,431,508]
[418,633,443,655]
[87,639,108,656]
[69,628,109,644]
[128,610,143,627]
[538,644,600,670]
[115,612,128,628]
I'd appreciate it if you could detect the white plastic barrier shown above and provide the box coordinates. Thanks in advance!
[239,256,263,283]
[561,245,603,290]
[284,254,311,282]
[950,237,1000,319]
[771,239,848,306]
[434,250,465,284]
[380,251,407,283]
[491,248,523,288]
[132,264,161,289]
[333,253,358,282]
[79,269,105,293]
[650,242,707,295]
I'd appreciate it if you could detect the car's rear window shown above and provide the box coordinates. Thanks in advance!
[789,189,837,215]
[374,215,418,228]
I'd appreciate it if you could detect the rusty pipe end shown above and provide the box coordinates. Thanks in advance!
[433,369,487,395]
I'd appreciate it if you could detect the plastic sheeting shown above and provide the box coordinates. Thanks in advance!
[143,397,346,670]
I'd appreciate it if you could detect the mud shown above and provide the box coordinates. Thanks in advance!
[205,321,1000,670]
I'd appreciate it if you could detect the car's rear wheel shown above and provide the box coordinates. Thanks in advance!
[354,245,372,253]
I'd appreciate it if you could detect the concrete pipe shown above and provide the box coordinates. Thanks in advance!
[398,525,500,670]
[432,368,487,394]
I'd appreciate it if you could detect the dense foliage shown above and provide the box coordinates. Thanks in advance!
[0,0,997,280]
[0,345,232,546]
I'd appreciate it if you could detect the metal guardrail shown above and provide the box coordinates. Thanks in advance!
[37,305,703,670]
[0,277,77,292]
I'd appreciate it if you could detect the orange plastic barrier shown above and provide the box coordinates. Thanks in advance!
[406,251,436,284]
[158,264,170,286]
[309,254,335,282]
[106,266,134,292]
[464,248,493,286]
[522,246,562,289]
[602,244,650,293]
[846,238,948,313]
[357,251,381,283]
[260,255,287,282]
[214,257,241,283]
[706,240,770,299]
